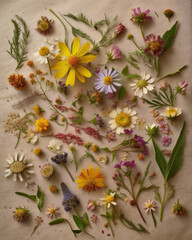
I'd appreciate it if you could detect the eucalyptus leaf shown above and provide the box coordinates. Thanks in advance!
[118,86,126,99]
[152,138,167,178]
[165,122,186,181]
[73,215,85,230]
[15,192,36,202]
[49,218,66,225]
[162,21,179,53]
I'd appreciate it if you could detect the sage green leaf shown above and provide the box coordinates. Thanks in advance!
[73,215,85,230]
[118,86,126,99]
[49,218,66,225]
[37,186,44,211]
[162,21,179,53]
[127,74,140,78]
[121,65,128,75]
[165,122,186,181]
[101,147,110,152]
[152,138,167,178]
[15,192,36,202]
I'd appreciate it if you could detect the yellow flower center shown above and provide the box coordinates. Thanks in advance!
[39,47,50,56]
[166,108,178,117]
[146,41,161,51]
[115,112,131,127]
[15,209,26,217]
[136,79,147,89]
[86,177,96,188]
[49,208,55,213]
[40,21,49,30]
[10,161,25,173]
[103,76,113,85]
[105,195,114,203]
[67,55,79,68]
[147,203,152,208]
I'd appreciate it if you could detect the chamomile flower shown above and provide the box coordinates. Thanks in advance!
[5,153,34,182]
[130,72,154,98]
[144,199,157,213]
[161,107,182,119]
[100,192,117,208]
[46,205,59,218]
[109,107,138,134]
[94,68,122,94]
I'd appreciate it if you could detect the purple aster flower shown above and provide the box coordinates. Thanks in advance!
[51,153,68,164]
[107,44,122,62]
[94,68,122,94]
[114,23,126,36]
[145,34,165,56]
[131,7,152,23]
[161,135,172,147]
[124,129,133,135]
[123,160,136,168]
[159,121,169,134]
[114,161,123,169]
[61,182,80,211]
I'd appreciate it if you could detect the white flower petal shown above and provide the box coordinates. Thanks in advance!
[109,110,118,118]
[5,172,12,177]
[110,123,117,130]
[18,173,24,182]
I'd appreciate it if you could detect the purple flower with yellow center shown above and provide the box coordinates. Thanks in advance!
[131,7,152,23]
[123,160,136,169]
[106,44,122,62]
[145,34,165,56]
[94,68,122,94]
[61,182,80,211]
[161,135,172,147]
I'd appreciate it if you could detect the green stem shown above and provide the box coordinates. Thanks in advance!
[74,208,81,218]
[113,206,131,229]
[106,207,114,237]
[65,220,77,238]
[83,229,95,239]
[49,9,68,45]
[146,137,152,143]
[63,165,74,182]
[47,58,52,75]
[139,23,145,39]
[131,39,142,51]
[31,224,39,236]
[14,129,22,149]
[160,181,167,221]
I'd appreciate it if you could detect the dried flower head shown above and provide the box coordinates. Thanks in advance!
[146,123,158,137]
[90,214,99,223]
[33,148,42,156]
[163,9,174,21]
[46,205,59,218]
[13,207,29,222]
[35,118,50,132]
[91,144,99,152]
[131,7,152,23]
[54,133,83,145]
[36,16,53,35]
[114,23,126,36]
[87,200,96,211]
[8,74,26,90]
[51,153,68,165]
[161,107,182,119]
[145,34,165,56]
[35,216,43,225]
[172,200,185,215]
[41,163,54,179]
[176,81,188,94]
[87,90,102,105]
[33,105,44,115]
[106,44,122,62]
[47,139,62,153]
[49,185,59,193]
[97,155,108,164]
[57,81,68,95]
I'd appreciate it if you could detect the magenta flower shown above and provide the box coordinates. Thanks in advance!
[161,135,172,147]
[123,160,136,169]
[131,7,152,23]
[114,161,123,169]
[145,34,165,56]
[107,44,122,62]
[114,23,126,36]
[176,81,188,94]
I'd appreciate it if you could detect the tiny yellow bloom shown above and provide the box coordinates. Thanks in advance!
[35,118,50,132]
[33,148,42,156]
[91,144,99,152]
[33,105,43,115]
[49,185,59,193]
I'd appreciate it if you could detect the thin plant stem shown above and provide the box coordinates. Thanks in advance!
[31,224,39,236]
[160,181,167,222]
[106,206,114,237]
[47,58,52,75]
[15,129,22,149]
[63,164,74,182]
[113,206,131,229]
[65,219,77,238]
[139,23,145,39]
[131,39,142,51]
[83,230,95,239]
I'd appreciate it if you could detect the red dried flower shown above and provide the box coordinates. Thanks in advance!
[54,133,83,145]
[36,16,53,35]
[83,127,102,140]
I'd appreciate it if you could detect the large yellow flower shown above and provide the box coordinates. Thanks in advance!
[52,37,96,86]
[76,165,104,191]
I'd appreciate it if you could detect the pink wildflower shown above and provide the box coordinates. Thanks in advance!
[131,8,152,23]
[107,44,122,62]
[176,81,188,94]
[161,135,172,147]
[159,121,169,134]
[90,215,99,223]
[114,23,126,36]
[105,130,117,142]
[54,133,83,145]
[83,127,102,140]
[145,34,165,56]
[87,200,96,211]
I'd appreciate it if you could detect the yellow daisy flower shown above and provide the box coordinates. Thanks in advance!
[76,165,104,191]
[35,118,50,132]
[52,37,96,86]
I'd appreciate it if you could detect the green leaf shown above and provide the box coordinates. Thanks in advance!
[127,74,140,78]
[73,215,85,230]
[118,86,126,99]
[154,55,159,76]
[72,230,82,234]
[151,211,157,228]
[37,186,44,211]
[112,151,115,162]
[121,65,128,75]
[165,122,186,181]
[101,147,110,152]
[137,162,151,197]
[83,213,89,225]
[152,138,167,178]
[162,21,179,53]
[15,192,36,202]
[49,218,66,225]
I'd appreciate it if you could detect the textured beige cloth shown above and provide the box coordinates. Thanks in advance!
[0,0,192,239]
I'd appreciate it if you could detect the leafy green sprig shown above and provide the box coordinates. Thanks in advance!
[7,15,30,70]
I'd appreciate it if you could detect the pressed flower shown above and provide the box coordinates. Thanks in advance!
[41,163,54,179]
[13,207,29,222]
[61,182,80,211]
[158,121,169,134]
[84,141,91,149]
[90,215,99,223]
[146,123,158,137]
[127,33,133,39]
[144,199,157,213]
[26,133,38,144]
[106,44,122,62]
[91,144,99,152]
[76,165,104,191]
[162,107,182,119]
[31,216,43,236]
[5,153,34,182]
[163,9,174,21]
[100,192,117,208]
[114,161,123,169]
[54,133,83,145]
[87,90,102,105]
[49,185,59,193]
[83,127,102,140]
[114,23,126,36]
[57,81,68,94]
[138,153,145,161]
[46,205,59,218]
[47,139,62,153]
[97,155,108,164]
[91,114,104,128]
[145,34,165,56]
[35,118,50,132]
[33,148,42,156]
[105,130,117,142]
[33,105,44,115]
[36,16,53,35]
[87,200,96,211]
[161,135,172,147]
[172,200,185,215]
[52,37,96,86]
[130,72,154,98]
[94,68,122,94]
[176,81,188,94]
[8,74,26,90]
[27,61,34,67]
[131,7,152,23]
[109,107,138,134]
[123,160,136,169]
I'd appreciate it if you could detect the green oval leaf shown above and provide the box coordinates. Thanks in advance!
[118,86,126,99]
[121,65,128,75]
[49,218,66,225]
[15,192,36,202]
[73,215,84,230]
[37,186,44,211]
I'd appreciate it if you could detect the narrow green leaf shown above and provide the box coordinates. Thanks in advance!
[72,230,82,234]
[121,65,128,75]
[165,122,186,181]
[154,55,159,76]
[112,151,115,162]
[152,138,167,178]
[162,21,179,53]
[151,211,157,228]
[118,86,126,99]
[101,147,110,152]
[127,74,140,78]
[49,218,66,225]
[37,186,44,211]
[73,215,85,230]
[15,192,36,202]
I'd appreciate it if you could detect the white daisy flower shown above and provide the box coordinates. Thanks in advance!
[109,107,138,134]
[144,199,157,213]
[130,72,154,98]
[47,139,62,153]
[46,205,59,218]
[5,153,34,182]
[161,107,182,119]
[100,192,117,208]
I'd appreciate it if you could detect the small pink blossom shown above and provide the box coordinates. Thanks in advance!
[90,214,99,223]
[114,23,126,36]
[161,135,172,147]
[87,200,96,211]
[176,81,188,94]
[131,8,152,23]
[107,44,122,62]
[145,34,165,56]
[159,121,169,134]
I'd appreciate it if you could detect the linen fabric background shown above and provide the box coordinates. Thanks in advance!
[0,0,192,239]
